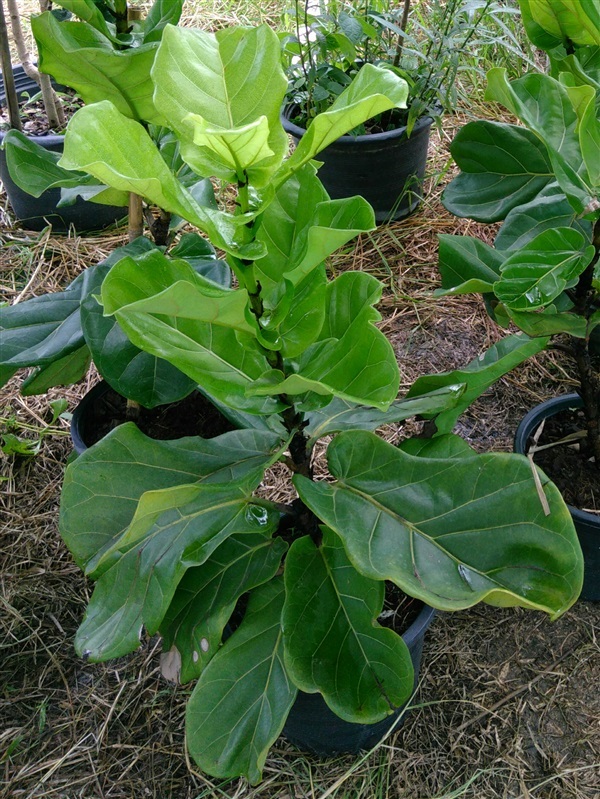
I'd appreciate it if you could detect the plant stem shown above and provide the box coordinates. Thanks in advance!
[113,0,129,36]
[128,193,144,242]
[6,0,64,128]
[0,0,21,130]
[573,219,600,466]
[392,0,411,67]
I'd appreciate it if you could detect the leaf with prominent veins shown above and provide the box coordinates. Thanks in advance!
[294,431,582,617]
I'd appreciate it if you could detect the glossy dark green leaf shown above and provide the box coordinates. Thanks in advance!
[283,529,413,723]
[294,431,582,617]
[494,183,593,251]
[74,480,279,661]
[186,578,297,785]
[169,233,230,287]
[2,130,102,197]
[21,345,91,395]
[494,227,595,310]
[507,306,588,338]
[442,120,553,221]
[398,434,476,459]
[485,70,592,213]
[436,234,504,296]
[160,531,287,682]
[60,423,285,570]
[0,271,88,369]
[407,333,549,434]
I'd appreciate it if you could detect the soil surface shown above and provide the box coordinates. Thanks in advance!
[80,385,238,448]
[530,406,600,513]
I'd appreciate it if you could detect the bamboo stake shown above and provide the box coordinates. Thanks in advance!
[0,0,21,130]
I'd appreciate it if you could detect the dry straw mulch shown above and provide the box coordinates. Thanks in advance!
[1,117,600,799]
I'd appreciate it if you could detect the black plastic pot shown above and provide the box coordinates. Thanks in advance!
[282,602,436,755]
[515,394,600,602]
[0,66,127,232]
[282,107,432,223]
[70,381,238,455]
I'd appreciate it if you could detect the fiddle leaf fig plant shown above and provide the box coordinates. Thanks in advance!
[439,0,600,461]
[55,22,583,785]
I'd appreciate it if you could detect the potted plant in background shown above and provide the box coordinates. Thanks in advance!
[0,0,238,446]
[53,20,583,784]
[280,0,501,222]
[434,0,600,599]
[0,0,132,231]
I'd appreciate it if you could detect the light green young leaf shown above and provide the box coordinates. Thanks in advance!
[186,578,297,785]
[32,12,160,123]
[60,102,254,258]
[283,529,413,723]
[250,273,399,410]
[185,114,274,182]
[152,25,288,186]
[295,431,582,617]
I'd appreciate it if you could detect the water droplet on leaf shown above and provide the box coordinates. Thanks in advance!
[245,504,270,527]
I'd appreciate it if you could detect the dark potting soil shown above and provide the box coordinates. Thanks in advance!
[530,406,600,513]
[84,386,237,447]
[0,92,83,136]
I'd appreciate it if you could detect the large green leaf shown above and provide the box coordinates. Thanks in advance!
[74,482,279,660]
[98,251,282,414]
[283,528,413,723]
[152,25,288,186]
[518,0,600,48]
[494,227,595,310]
[442,121,553,221]
[507,306,588,338]
[186,578,297,785]
[250,273,399,410]
[485,70,593,213]
[564,82,600,186]
[1,130,127,205]
[32,12,161,123]
[295,431,582,617]
[407,334,549,434]
[436,234,504,296]
[0,271,89,369]
[21,345,91,395]
[304,386,466,443]
[60,423,286,570]
[160,531,287,682]
[280,64,408,180]
[59,102,251,258]
[101,251,253,334]
[494,183,593,251]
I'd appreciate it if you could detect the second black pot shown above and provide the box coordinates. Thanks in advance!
[0,66,127,232]
[514,394,600,602]
[70,381,239,455]
[282,602,436,755]
[282,108,433,223]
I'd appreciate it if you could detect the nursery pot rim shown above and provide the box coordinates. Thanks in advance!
[281,103,434,145]
[514,392,600,526]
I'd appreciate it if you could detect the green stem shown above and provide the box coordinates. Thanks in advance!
[113,0,129,36]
